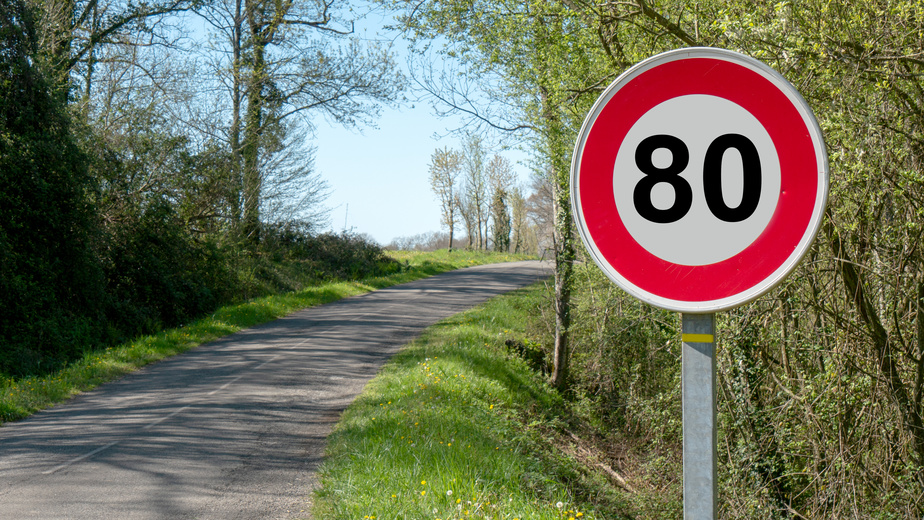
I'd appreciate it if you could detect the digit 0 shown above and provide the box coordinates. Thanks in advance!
[703,134,761,222]
[634,133,762,223]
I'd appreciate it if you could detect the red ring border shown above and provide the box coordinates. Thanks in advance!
[574,55,822,305]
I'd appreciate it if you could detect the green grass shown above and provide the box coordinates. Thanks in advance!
[0,250,533,425]
[385,249,529,266]
[312,282,631,520]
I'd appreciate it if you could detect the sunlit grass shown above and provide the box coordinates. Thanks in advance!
[0,250,531,424]
[312,283,630,520]
[386,249,534,267]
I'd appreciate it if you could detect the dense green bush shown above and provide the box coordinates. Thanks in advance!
[523,262,684,515]
[101,200,235,340]
[566,264,680,436]
[525,263,679,436]
[259,222,400,280]
[0,0,107,375]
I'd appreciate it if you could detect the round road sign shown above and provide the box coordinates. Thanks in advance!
[571,48,829,312]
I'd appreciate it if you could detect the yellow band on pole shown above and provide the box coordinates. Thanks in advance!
[682,333,715,343]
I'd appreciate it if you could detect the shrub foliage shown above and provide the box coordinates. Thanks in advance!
[0,1,396,377]
[0,0,105,374]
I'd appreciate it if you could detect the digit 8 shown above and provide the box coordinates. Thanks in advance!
[633,134,693,224]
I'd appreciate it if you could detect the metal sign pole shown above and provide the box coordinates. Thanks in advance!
[681,313,717,520]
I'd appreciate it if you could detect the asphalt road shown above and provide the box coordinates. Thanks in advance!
[0,260,552,519]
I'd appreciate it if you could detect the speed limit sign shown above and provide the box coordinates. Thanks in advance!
[571,48,829,312]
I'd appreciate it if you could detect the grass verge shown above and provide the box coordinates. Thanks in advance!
[0,250,532,425]
[312,282,632,520]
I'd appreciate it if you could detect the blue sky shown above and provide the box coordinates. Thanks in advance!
[313,98,468,244]
[311,5,531,245]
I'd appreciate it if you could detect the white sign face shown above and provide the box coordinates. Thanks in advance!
[613,94,782,266]
[571,48,829,312]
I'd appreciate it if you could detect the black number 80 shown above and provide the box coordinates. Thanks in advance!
[633,134,762,224]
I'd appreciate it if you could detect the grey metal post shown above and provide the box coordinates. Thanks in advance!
[682,313,717,519]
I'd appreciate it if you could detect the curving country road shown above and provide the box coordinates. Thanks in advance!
[0,260,552,519]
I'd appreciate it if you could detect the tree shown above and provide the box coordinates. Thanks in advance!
[428,146,462,251]
[0,0,106,374]
[487,154,515,251]
[460,133,488,249]
[527,173,554,256]
[490,188,511,252]
[508,185,529,253]
[29,0,197,99]
[258,124,331,227]
[455,192,476,249]
[199,0,405,242]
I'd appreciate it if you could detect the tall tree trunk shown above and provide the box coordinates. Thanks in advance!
[41,0,77,100]
[229,0,244,227]
[550,174,574,391]
[448,224,454,252]
[82,0,99,104]
[543,85,574,391]
[242,0,266,244]
[477,201,484,249]
[242,74,262,243]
